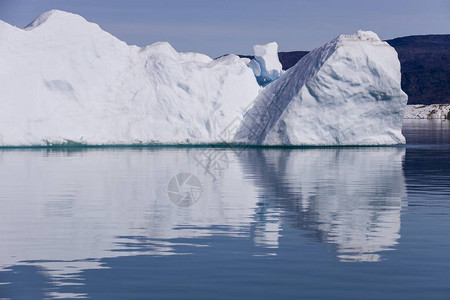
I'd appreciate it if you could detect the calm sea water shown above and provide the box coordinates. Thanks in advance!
[0,120,449,300]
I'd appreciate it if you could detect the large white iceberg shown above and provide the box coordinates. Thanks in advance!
[236,30,408,145]
[0,11,407,147]
[0,10,260,146]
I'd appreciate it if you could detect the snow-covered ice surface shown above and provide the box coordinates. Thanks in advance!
[0,10,260,146]
[247,42,283,86]
[404,104,450,119]
[0,11,407,147]
[236,30,408,146]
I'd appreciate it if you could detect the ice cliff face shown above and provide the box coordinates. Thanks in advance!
[0,11,407,146]
[236,30,408,146]
[0,10,260,146]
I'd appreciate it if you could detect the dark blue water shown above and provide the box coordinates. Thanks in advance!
[0,120,449,299]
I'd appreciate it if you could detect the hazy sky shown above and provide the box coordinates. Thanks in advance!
[0,0,449,57]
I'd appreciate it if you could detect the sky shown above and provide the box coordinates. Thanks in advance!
[0,0,449,57]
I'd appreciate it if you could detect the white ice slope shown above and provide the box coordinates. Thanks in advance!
[236,30,408,145]
[0,10,260,146]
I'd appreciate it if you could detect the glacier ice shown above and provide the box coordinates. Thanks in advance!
[236,30,408,146]
[0,11,407,147]
[247,42,283,86]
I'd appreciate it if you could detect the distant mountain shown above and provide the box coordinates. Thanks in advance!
[387,35,450,105]
[240,34,450,105]
[277,51,309,69]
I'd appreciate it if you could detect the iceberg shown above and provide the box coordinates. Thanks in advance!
[0,11,407,147]
[0,10,260,146]
[236,30,408,145]
[247,42,283,86]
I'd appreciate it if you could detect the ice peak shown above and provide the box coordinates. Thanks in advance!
[337,30,382,43]
[356,30,381,41]
[24,10,90,31]
[248,42,283,86]
[253,42,279,58]
[142,41,178,54]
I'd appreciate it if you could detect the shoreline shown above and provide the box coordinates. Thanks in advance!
[404,104,450,119]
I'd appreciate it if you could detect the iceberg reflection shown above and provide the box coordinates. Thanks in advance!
[0,148,267,288]
[0,147,406,296]
[239,147,406,262]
